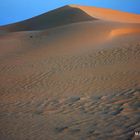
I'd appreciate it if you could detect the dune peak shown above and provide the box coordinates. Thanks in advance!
[68,5,140,23]
[0,4,140,32]
[0,5,95,32]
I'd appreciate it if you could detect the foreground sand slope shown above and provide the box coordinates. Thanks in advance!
[0,5,140,140]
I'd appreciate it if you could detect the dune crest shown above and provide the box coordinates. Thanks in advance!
[0,6,94,32]
[70,5,140,23]
[0,5,140,32]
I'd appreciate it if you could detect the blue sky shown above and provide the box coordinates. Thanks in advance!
[0,0,140,26]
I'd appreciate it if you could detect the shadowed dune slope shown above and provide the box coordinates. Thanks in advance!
[0,6,95,32]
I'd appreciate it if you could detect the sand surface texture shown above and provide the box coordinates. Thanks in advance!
[0,5,140,140]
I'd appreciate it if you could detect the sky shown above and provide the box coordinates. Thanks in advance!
[0,0,140,26]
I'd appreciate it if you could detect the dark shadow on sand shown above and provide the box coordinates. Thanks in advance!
[0,6,97,32]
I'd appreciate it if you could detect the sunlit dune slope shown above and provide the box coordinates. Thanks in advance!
[70,5,140,23]
[110,28,140,37]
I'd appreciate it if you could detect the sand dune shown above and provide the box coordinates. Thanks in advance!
[0,5,140,140]
[0,6,94,32]
[0,5,140,32]
[70,5,140,23]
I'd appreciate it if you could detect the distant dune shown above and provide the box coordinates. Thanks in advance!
[0,5,140,32]
[0,6,94,32]
[0,5,140,140]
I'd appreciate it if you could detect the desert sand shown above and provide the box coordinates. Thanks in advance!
[0,5,140,140]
